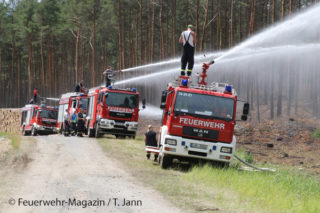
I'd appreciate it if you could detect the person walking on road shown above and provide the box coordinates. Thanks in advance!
[179,25,197,77]
[144,125,158,161]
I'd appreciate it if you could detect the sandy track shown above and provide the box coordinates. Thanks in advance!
[0,135,181,213]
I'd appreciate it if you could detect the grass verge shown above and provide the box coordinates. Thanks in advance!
[0,132,21,149]
[99,136,320,213]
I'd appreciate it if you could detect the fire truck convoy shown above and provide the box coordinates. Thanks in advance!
[86,86,145,139]
[157,61,249,168]
[57,92,89,133]
[21,104,58,136]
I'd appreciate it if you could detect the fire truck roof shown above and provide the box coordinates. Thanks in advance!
[170,79,237,96]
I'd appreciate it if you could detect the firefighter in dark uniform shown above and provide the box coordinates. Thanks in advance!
[75,80,84,92]
[145,125,158,161]
[103,66,113,87]
[179,24,197,76]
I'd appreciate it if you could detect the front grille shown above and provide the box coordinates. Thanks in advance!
[109,111,132,119]
[183,126,219,140]
[42,120,56,126]
[188,151,207,157]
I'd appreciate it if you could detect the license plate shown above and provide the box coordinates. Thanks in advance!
[115,122,124,126]
[190,143,208,150]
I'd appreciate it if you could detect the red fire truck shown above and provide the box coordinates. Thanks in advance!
[21,104,58,136]
[86,86,145,138]
[57,92,89,133]
[158,61,249,168]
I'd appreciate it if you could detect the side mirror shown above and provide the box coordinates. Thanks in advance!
[243,103,249,115]
[142,99,146,109]
[160,90,168,109]
[241,114,247,121]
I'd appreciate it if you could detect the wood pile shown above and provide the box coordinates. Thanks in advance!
[0,109,21,134]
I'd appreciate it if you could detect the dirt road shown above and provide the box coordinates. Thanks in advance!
[0,135,181,213]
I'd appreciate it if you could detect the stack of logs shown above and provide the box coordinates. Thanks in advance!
[0,109,21,134]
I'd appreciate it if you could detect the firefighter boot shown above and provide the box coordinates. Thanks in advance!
[187,69,192,76]
[181,69,186,76]
[146,153,151,160]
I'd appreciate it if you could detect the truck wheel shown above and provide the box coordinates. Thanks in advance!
[22,126,27,136]
[31,126,37,136]
[88,126,94,137]
[160,155,172,169]
[95,124,101,138]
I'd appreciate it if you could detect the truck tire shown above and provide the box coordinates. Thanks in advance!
[95,123,101,138]
[31,126,37,136]
[160,155,172,169]
[87,124,95,138]
[22,126,28,136]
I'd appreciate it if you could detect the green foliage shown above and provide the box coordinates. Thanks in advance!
[0,132,21,149]
[99,136,320,212]
[311,129,320,139]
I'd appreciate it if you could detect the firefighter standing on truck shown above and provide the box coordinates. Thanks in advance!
[179,24,197,76]
[103,66,113,87]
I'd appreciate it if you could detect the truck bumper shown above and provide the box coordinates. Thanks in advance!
[99,119,137,136]
[160,135,236,163]
[35,125,58,134]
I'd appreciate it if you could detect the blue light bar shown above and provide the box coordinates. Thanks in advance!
[181,79,188,86]
[108,85,113,89]
[212,145,217,151]
[225,85,232,93]
[80,93,84,96]
[40,104,45,107]
[132,88,136,92]
[181,141,186,146]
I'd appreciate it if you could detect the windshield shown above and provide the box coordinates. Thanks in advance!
[173,91,234,121]
[38,110,58,119]
[105,92,138,109]
[80,98,88,110]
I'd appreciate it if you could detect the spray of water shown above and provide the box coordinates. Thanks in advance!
[115,3,320,118]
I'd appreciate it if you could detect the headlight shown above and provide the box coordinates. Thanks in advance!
[165,139,177,146]
[221,147,232,154]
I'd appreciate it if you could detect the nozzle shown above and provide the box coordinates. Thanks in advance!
[210,60,215,65]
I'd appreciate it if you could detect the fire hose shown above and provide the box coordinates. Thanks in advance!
[233,153,276,172]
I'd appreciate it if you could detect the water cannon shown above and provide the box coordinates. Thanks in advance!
[198,60,215,86]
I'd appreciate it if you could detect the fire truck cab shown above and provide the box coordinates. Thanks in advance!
[158,61,249,168]
[21,104,58,136]
[57,92,89,133]
[86,86,144,138]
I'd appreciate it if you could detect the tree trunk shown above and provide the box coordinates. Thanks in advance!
[27,35,33,97]
[196,0,199,51]
[185,0,189,27]
[92,7,96,86]
[210,0,215,50]
[166,0,169,57]
[151,0,155,62]
[159,0,164,60]
[172,0,176,57]
[229,0,234,47]
[272,0,276,23]
[139,0,144,64]
[40,31,45,95]
[200,0,209,52]
[281,0,285,19]
[217,0,222,49]
[11,28,15,106]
